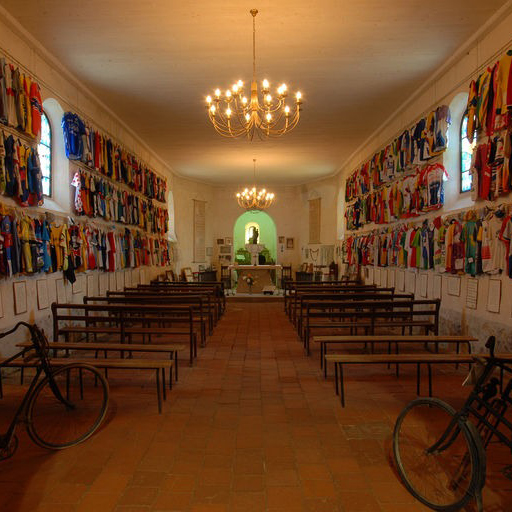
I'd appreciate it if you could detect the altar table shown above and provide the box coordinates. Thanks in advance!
[229,265,282,294]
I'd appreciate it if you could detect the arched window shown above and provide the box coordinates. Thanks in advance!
[460,108,475,193]
[38,111,52,196]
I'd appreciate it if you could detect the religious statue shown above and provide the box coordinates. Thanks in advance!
[249,227,259,244]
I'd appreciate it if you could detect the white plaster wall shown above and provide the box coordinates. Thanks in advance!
[341,10,512,351]
[0,14,173,355]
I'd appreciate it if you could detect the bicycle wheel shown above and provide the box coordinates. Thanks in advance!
[393,397,482,511]
[26,363,109,450]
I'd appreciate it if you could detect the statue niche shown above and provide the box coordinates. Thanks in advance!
[249,226,259,245]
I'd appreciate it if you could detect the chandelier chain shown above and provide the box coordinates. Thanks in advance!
[205,8,303,140]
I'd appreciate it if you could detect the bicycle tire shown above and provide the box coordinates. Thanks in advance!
[393,397,482,511]
[26,363,109,450]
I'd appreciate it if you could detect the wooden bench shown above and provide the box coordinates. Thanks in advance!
[89,293,211,342]
[324,353,476,407]
[303,299,440,354]
[314,334,477,377]
[285,283,376,318]
[296,291,413,336]
[141,282,226,316]
[52,302,198,365]
[129,285,222,325]
[17,340,186,381]
[0,355,174,413]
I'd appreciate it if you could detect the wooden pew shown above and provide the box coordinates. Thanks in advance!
[52,302,198,365]
[303,299,441,354]
[136,283,225,319]
[89,292,211,342]
[286,284,379,319]
[313,334,477,376]
[325,352,479,407]
[1,354,174,413]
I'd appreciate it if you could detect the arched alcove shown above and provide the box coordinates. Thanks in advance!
[233,211,277,263]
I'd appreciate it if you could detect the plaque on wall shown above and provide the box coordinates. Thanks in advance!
[13,281,27,315]
[309,198,321,244]
[36,279,49,310]
[193,200,206,263]
[447,276,461,297]
[487,279,501,313]
[466,278,478,310]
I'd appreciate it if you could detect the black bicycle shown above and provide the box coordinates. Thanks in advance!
[393,336,512,511]
[0,322,109,459]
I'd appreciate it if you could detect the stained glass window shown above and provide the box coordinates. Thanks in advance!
[460,110,475,194]
[38,111,52,196]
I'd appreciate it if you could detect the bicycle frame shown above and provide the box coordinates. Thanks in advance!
[0,322,75,456]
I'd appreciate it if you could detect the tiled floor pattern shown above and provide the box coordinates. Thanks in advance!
[0,302,511,511]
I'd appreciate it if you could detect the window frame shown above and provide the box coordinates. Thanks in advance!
[460,108,473,195]
[38,110,52,197]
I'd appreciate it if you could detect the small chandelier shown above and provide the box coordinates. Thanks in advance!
[236,159,275,210]
[206,9,303,140]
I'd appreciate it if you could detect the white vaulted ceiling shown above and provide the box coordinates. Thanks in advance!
[0,0,508,184]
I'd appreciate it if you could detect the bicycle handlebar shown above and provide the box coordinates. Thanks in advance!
[486,336,496,358]
[0,321,38,339]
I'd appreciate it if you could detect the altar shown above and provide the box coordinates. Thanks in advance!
[229,265,282,294]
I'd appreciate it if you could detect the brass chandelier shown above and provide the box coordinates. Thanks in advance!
[205,9,303,140]
[236,159,275,210]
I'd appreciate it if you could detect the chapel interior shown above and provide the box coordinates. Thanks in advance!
[0,1,512,511]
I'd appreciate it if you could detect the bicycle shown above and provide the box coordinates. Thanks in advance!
[0,321,109,459]
[392,336,512,511]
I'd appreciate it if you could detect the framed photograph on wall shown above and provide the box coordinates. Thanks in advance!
[278,236,285,244]
[286,238,294,249]
[216,238,225,245]
[225,237,232,246]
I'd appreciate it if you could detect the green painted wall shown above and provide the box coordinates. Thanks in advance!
[233,211,277,263]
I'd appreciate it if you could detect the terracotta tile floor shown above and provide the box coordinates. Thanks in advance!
[1,302,511,511]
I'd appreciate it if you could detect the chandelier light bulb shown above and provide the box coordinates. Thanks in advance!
[210,105,216,114]
[205,9,303,139]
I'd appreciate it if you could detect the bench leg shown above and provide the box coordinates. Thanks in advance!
[189,337,194,367]
[323,345,328,379]
[339,364,345,408]
[334,361,339,395]
[156,369,162,414]
[169,366,173,390]
[395,342,399,378]
[428,364,432,397]
[162,368,167,401]
[416,363,421,395]
[320,342,323,369]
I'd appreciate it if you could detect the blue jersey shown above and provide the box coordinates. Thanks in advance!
[62,112,85,160]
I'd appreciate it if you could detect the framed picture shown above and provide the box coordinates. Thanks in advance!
[182,267,193,282]
[220,245,231,254]
[278,236,285,244]
[216,238,225,245]
[225,237,232,246]
[286,237,294,249]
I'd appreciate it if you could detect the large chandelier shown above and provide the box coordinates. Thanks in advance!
[206,9,303,140]
[236,159,275,210]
